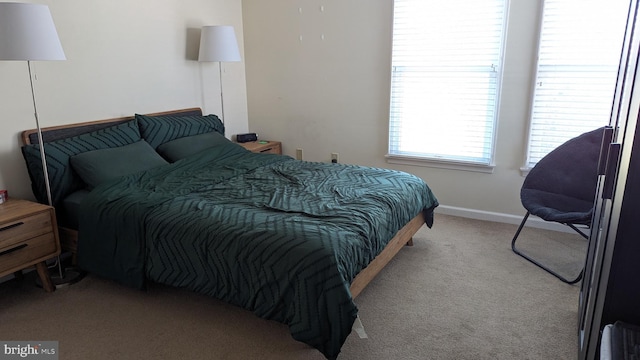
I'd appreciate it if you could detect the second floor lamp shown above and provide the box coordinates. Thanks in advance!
[0,2,82,287]
[198,25,241,124]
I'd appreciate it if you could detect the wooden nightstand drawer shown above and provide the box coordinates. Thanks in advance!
[0,199,61,292]
[0,232,57,274]
[238,140,282,155]
[0,211,52,247]
[259,143,281,154]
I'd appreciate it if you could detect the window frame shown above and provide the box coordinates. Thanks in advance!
[386,0,509,173]
[521,0,630,173]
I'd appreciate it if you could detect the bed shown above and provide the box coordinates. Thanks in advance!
[20,108,438,359]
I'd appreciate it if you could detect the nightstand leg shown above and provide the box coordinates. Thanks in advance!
[35,262,55,292]
[13,270,24,281]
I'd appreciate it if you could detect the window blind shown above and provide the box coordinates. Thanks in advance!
[526,0,630,168]
[389,0,507,166]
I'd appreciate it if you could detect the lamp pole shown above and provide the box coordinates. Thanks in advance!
[27,60,53,207]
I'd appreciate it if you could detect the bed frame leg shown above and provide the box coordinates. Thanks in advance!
[350,214,425,298]
[406,238,414,246]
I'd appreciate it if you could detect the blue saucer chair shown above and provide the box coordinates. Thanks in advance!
[511,127,605,284]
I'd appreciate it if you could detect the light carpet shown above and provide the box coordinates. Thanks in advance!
[0,214,586,359]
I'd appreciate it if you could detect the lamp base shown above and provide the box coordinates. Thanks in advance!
[51,267,85,288]
[35,266,85,289]
[35,255,86,289]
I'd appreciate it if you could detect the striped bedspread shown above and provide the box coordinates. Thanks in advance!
[77,142,438,358]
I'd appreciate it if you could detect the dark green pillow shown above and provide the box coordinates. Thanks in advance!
[156,131,234,162]
[21,120,141,206]
[70,140,168,190]
[136,113,225,149]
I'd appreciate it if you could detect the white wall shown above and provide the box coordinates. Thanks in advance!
[1,0,545,218]
[242,0,543,217]
[0,0,248,201]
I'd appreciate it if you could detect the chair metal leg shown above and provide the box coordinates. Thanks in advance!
[511,211,584,285]
[566,223,589,239]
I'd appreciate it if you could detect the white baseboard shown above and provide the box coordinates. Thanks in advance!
[434,205,581,234]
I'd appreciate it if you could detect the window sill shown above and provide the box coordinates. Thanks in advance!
[385,154,495,173]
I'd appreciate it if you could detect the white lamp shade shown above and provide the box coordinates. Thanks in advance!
[0,2,65,61]
[198,25,241,62]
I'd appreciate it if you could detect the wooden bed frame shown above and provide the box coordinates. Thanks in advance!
[21,107,426,298]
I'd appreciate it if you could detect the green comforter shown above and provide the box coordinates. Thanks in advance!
[76,142,438,359]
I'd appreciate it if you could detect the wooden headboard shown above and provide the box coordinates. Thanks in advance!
[21,107,203,145]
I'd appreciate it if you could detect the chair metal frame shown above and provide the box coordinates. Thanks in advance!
[511,211,588,284]
[511,127,605,285]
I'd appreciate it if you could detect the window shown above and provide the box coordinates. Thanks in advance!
[388,0,507,171]
[525,0,630,168]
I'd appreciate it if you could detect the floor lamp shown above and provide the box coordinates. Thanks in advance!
[0,2,79,287]
[198,25,241,124]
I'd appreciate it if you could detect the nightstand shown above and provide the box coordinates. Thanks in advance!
[238,140,282,155]
[0,199,61,292]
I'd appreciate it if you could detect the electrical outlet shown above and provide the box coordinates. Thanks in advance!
[331,153,339,163]
[296,148,304,160]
